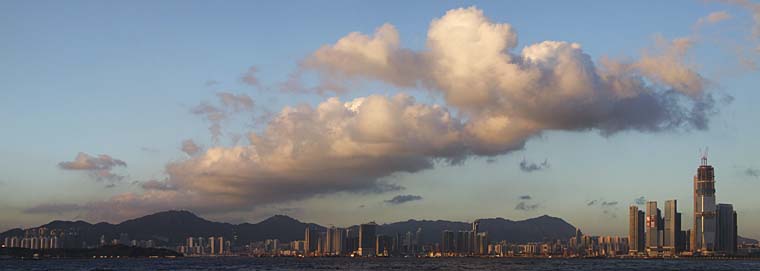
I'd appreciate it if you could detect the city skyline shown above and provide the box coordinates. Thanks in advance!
[2,0,760,241]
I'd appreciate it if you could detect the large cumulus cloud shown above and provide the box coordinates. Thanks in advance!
[52,7,728,222]
[163,94,466,211]
[303,7,715,155]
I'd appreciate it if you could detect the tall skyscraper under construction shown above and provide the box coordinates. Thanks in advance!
[693,155,717,254]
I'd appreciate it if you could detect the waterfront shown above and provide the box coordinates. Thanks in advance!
[2,257,760,271]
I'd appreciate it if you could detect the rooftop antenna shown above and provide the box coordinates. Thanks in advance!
[701,147,709,166]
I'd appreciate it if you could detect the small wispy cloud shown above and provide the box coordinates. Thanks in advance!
[58,152,127,185]
[746,167,760,178]
[140,179,176,191]
[587,199,619,218]
[519,158,550,173]
[385,194,423,205]
[515,195,539,211]
[240,66,260,87]
[190,92,255,143]
[181,139,202,156]
[697,11,732,26]
[515,201,540,211]
[634,196,646,205]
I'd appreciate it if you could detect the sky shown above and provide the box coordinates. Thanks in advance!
[1,0,760,239]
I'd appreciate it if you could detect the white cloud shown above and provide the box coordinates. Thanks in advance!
[303,7,715,145]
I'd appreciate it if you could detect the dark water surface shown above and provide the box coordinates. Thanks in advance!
[2,257,760,271]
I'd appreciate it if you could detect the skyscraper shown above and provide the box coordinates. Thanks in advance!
[358,222,377,256]
[628,205,645,254]
[645,201,661,255]
[693,156,717,254]
[663,200,681,255]
[716,203,737,254]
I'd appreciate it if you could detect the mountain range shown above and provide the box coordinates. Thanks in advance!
[0,211,579,246]
[0,210,675,246]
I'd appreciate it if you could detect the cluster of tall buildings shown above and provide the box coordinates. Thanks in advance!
[3,236,60,250]
[440,220,489,256]
[298,223,424,257]
[178,236,230,256]
[628,157,738,257]
[1,227,67,250]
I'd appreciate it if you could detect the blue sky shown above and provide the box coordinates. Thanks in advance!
[1,1,759,239]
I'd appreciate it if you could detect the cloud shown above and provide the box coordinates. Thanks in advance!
[519,158,550,172]
[634,196,647,205]
[241,66,260,86]
[216,92,254,112]
[385,194,423,205]
[301,24,425,93]
[58,152,127,184]
[302,7,719,155]
[24,203,82,215]
[166,94,462,213]
[515,195,539,211]
[140,179,176,191]
[587,199,619,218]
[515,201,540,211]
[720,0,760,38]
[746,167,760,178]
[190,92,255,142]
[697,11,732,25]
[181,139,202,156]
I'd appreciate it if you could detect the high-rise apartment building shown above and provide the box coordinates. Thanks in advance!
[441,230,455,254]
[304,227,320,255]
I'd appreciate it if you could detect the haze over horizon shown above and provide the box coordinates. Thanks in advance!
[2,1,759,240]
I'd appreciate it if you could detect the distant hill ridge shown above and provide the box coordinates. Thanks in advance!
[0,210,578,246]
